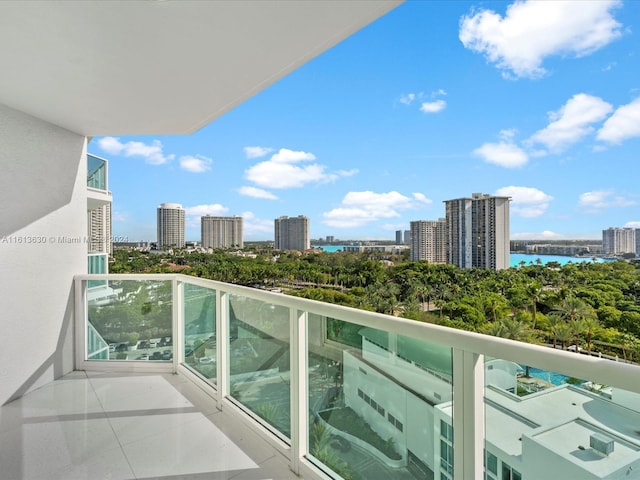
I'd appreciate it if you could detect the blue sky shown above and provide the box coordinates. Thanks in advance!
[91,0,640,243]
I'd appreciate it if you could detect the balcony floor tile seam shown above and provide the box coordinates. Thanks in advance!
[82,372,140,479]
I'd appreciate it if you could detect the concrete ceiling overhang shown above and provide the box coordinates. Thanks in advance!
[0,0,401,136]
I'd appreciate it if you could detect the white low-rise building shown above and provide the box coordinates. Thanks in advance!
[343,328,640,479]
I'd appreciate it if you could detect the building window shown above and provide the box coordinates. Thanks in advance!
[440,440,453,475]
[502,462,521,480]
[485,451,498,478]
[441,420,453,441]
[439,420,454,479]
[387,413,403,432]
[359,388,385,417]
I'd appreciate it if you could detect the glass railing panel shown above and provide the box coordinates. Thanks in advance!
[183,283,216,383]
[87,322,109,360]
[307,314,453,480]
[86,279,172,361]
[228,294,291,438]
[484,359,640,480]
[87,154,106,190]
[87,254,107,289]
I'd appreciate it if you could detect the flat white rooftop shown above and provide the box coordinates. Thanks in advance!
[0,371,299,479]
[531,418,640,478]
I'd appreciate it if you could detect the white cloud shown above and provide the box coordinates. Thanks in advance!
[242,211,274,236]
[111,211,128,223]
[96,136,125,155]
[246,162,327,189]
[399,93,416,105]
[528,94,612,153]
[511,230,565,240]
[433,89,447,97]
[499,128,517,140]
[459,0,622,79]
[412,192,433,205]
[184,204,229,217]
[96,136,174,165]
[244,146,274,159]
[179,155,212,173]
[271,148,316,163]
[473,141,528,168]
[322,191,431,228]
[495,186,553,217]
[237,186,278,200]
[335,169,359,177]
[420,99,447,113]
[245,148,352,189]
[597,97,640,144]
[579,190,637,213]
[624,221,640,229]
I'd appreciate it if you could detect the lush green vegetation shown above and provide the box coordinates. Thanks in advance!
[110,248,640,361]
[88,279,173,346]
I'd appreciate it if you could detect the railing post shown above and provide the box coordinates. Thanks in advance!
[172,276,182,374]
[290,309,308,474]
[74,277,87,369]
[217,290,229,406]
[453,349,485,479]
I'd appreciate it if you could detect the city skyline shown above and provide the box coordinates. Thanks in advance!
[90,1,640,243]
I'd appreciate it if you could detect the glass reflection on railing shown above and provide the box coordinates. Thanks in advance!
[484,359,640,480]
[307,313,453,480]
[183,283,216,382]
[228,294,291,438]
[86,280,172,361]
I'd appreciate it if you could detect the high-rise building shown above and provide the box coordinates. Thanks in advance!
[274,215,310,251]
[395,230,403,245]
[201,215,243,249]
[444,193,510,270]
[157,203,185,248]
[404,229,411,245]
[410,219,447,263]
[88,202,112,255]
[602,227,636,255]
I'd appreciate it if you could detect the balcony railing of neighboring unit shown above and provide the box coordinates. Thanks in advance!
[87,154,107,191]
[75,274,640,480]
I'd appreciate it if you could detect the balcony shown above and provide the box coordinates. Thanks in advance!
[3,273,636,479]
[87,154,111,209]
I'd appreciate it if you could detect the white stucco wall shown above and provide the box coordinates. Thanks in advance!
[0,103,86,405]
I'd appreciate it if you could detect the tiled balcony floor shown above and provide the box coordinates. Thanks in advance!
[0,371,300,480]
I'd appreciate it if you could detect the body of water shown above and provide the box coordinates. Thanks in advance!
[525,367,572,386]
[312,245,346,253]
[313,246,614,267]
[509,253,614,268]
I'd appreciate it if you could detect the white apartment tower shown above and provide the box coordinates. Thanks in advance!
[274,215,310,251]
[88,203,112,255]
[201,215,243,249]
[410,219,446,263]
[157,203,185,248]
[602,227,636,255]
[444,193,510,270]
